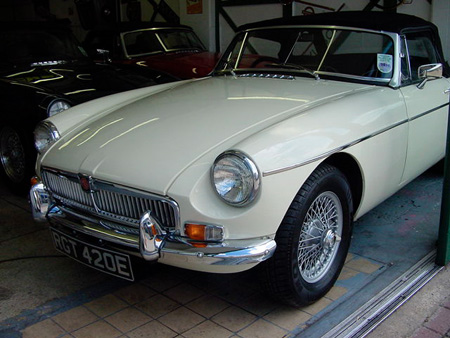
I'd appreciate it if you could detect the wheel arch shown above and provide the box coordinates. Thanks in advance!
[322,152,363,216]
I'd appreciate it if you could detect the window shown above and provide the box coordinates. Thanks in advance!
[404,30,438,81]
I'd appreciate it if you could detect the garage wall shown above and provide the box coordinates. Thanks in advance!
[179,0,215,51]
[432,1,450,61]
[3,0,449,62]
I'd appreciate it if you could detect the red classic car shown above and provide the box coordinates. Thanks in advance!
[83,22,220,79]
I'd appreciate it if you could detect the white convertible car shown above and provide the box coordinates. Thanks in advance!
[30,11,449,306]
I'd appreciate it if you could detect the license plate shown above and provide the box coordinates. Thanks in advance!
[50,228,134,281]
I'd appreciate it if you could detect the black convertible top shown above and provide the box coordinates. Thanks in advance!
[238,11,437,34]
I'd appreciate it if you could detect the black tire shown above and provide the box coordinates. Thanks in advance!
[263,163,353,307]
[0,125,35,194]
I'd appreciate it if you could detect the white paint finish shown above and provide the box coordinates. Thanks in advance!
[34,14,450,265]
[39,76,415,239]
[400,78,450,183]
[41,76,370,196]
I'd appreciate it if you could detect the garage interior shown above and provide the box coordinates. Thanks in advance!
[1,0,450,337]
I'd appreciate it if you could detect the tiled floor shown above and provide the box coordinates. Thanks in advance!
[19,254,381,338]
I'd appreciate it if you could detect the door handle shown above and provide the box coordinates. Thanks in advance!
[445,88,450,94]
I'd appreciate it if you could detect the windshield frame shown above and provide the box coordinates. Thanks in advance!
[120,27,206,58]
[214,25,400,87]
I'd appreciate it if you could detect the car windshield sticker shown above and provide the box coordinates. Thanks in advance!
[377,54,393,74]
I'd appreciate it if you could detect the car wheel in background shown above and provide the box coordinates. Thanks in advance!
[0,125,33,194]
[263,163,353,307]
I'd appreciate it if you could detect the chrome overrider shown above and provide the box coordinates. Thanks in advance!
[30,181,277,270]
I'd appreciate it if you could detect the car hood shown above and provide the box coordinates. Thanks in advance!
[1,61,164,104]
[134,51,219,79]
[42,76,369,195]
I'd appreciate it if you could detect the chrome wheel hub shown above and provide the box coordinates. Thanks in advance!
[298,191,343,283]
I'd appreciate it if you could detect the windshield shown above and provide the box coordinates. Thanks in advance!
[216,27,394,82]
[0,28,88,67]
[123,29,205,57]
[158,30,205,51]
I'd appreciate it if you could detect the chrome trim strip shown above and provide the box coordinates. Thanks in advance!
[263,118,407,177]
[49,208,139,247]
[235,32,248,69]
[263,100,450,177]
[160,239,277,266]
[409,102,449,122]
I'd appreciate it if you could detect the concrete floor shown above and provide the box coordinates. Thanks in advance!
[0,165,444,337]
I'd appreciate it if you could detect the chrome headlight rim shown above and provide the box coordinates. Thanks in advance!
[211,150,261,207]
[47,99,71,117]
[34,121,60,154]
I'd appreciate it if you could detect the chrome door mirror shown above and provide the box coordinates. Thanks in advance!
[417,63,443,89]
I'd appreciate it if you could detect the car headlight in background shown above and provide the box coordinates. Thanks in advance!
[34,121,60,154]
[47,99,71,117]
[212,151,260,206]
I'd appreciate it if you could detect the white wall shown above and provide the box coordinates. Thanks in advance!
[218,4,282,52]
[179,0,216,51]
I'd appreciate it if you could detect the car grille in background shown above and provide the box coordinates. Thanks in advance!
[42,169,178,235]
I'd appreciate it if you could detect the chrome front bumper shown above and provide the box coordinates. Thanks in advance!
[30,182,276,273]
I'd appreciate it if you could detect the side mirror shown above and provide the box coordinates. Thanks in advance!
[417,63,443,89]
[96,48,111,63]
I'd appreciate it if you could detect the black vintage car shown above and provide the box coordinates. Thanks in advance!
[0,21,177,193]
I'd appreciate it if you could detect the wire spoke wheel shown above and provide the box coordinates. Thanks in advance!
[262,164,353,307]
[298,191,343,283]
[0,126,26,183]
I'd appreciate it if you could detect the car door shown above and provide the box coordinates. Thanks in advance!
[399,29,450,184]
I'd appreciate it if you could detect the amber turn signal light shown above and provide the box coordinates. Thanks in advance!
[184,223,224,242]
[185,223,206,241]
[30,176,39,186]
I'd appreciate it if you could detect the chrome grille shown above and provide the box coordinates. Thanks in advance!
[43,170,93,207]
[42,169,178,233]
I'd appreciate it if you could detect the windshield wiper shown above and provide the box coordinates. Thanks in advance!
[268,63,320,80]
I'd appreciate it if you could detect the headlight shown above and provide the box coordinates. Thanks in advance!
[34,121,60,154]
[47,99,71,117]
[212,151,260,206]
